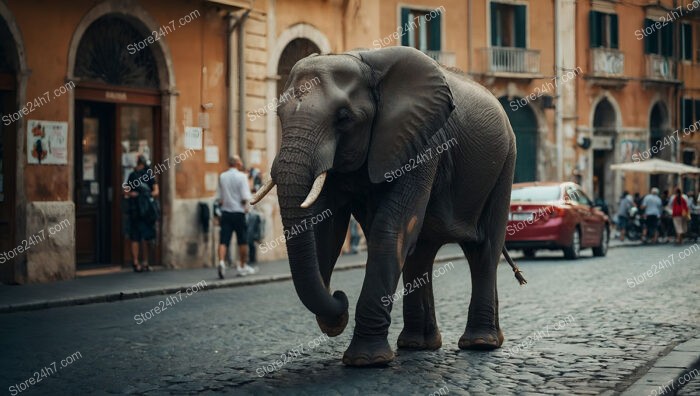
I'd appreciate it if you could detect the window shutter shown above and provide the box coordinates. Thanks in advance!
[428,12,441,50]
[490,2,498,46]
[682,24,692,61]
[644,19,654,54]
[610,14,619,49]
[661,23,673,57]
[401,8,410,46]
[514,5,527,48]
[682,98,693,129]
[694,100,700,127]
[590,11,601,48]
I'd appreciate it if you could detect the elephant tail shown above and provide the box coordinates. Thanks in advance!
[502,247,527,285]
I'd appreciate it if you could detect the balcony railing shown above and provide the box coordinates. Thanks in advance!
[423,50,456,67]
[590,48,624,77]
[480,47,540,75]
[645,55,677,81]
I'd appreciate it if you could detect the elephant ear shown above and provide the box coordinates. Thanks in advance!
[358,47,455,184]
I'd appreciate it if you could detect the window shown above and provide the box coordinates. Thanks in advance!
[682,23,692,61]
[589,11,619,49]
[681,98,700,130]
[400,8,441,51]
[490,2,526,48]
[644,18,674,56]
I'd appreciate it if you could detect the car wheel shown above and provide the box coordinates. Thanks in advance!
[523,249,536,259]
[563,227,581,260]
[592,227,609,257]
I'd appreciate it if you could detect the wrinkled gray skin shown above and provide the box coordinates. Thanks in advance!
[268,46,516,366]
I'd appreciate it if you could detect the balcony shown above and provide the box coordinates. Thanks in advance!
[479,47,540,77]
[586,48,627,88]
[423,50,456,67]
[645,55,678,82]
[590,48,624,77]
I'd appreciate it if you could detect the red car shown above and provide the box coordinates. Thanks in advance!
[505,182,610,259]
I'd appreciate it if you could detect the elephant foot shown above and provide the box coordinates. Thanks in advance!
[397,327,442,350]
[342,334,394,366]
[316,311,349,337]
[458,327,504,350]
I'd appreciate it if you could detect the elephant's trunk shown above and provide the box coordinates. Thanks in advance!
[273,144,348,336]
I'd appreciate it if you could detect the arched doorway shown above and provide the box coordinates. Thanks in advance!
[0,16,19,282]
[649,101,672,191]
[592,98,617,206]
[71,15,165,268]
[499,97,538,182]
[275,38,320,147]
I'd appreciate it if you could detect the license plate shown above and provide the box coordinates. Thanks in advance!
[511,212,534,221]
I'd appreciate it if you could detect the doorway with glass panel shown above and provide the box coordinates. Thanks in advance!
[74,101,161,268]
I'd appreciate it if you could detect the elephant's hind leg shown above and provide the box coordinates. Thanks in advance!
[397,239,442,350]
[458,152,513,350]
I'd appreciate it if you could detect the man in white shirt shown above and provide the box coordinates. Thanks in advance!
[216,156,254,278]
[641,187,663,244]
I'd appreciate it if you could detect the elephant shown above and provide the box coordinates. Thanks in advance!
[252,46,525,367]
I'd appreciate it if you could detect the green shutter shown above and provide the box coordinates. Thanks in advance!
[590,11,601,48]
[644,19,654,54]
[661,23,673,57]
[514,5,527,48]
[683,99,693,129]
[490,2,498,46]
[610,14,619,49]
[682,24,692,60]
[428,12,441,50]
[401,8,410,46]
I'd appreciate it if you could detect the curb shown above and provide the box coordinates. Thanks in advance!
[621,336,700,396]
[0,253,464,314]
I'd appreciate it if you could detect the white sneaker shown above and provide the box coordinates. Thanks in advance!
[236,266,248,277]
[238,264,258,276]
[217,262,225,279]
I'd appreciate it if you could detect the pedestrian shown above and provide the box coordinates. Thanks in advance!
[616,192,634,242]
[688,192,700,242]
[668,187,690,245]
[640,187,663,244]
[216,156,255,278]
[247,206,264,265]
[124,154,159,272]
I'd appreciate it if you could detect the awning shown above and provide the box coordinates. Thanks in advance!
[610,158,700,174]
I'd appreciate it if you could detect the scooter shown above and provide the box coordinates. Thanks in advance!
[624,207,644,241]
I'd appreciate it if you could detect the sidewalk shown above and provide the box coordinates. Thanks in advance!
[0,239,642,314]
[0,245,465,314]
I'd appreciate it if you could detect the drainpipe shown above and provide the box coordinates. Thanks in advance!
[226,8,251,164]
[554,0,563,181]
[238,9,251,165]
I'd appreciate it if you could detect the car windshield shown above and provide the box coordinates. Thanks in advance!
[511,186,561,202]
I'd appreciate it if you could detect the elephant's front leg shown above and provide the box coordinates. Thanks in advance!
[342,183,432,366]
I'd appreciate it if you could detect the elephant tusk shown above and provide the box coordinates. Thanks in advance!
[250,177,276,205]
[300,172,327,208]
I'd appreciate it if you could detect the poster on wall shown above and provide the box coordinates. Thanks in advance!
[184,126,203,150]
[27,120,68,164]
[620,139,646,163]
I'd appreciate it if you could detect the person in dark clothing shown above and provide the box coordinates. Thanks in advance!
[124,155,159,272]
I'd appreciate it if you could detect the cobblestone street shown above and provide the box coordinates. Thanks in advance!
[1,244,699,395]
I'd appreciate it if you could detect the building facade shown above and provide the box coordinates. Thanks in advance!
[1,0,698,284]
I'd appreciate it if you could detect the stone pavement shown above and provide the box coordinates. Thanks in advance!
[0,240,640,314]
[1,242,697,395]
[0,245,465,313]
